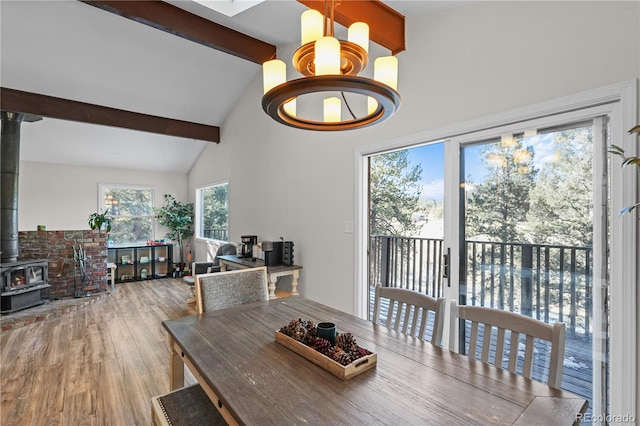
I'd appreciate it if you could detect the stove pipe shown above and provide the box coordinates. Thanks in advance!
[1,111,25,263]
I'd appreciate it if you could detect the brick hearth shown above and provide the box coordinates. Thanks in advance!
[19,230,108,298]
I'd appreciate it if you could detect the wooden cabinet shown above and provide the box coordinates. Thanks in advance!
[107,244,172,283]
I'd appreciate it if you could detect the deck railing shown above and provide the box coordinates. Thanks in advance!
[203,228,228,241]
[369,235,593,336]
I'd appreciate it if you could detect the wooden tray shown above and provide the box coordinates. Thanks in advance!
[275,331,377,380]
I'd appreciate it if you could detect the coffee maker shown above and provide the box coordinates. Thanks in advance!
[239,235,257,258]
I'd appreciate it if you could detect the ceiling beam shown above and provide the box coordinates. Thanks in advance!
[297,0,405,55]
[0,87,220,143]
[80,0,276,64]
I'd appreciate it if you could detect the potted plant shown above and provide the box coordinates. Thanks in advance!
[154,194,194,265]
[88,209,112,232]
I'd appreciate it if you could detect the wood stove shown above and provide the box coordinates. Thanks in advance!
[1,259,51,313]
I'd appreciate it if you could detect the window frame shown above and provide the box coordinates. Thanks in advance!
[98,183,156,244]
[195,180,229,243]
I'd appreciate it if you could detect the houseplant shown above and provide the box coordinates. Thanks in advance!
[88,209,112,232]
[610,125,640,214]
[154,194,194,264]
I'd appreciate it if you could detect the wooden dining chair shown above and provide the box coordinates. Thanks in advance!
[449,300,566,389]
[152,267,269,425]
[373,284,446,346]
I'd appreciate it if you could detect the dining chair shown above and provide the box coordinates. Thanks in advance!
[183,243,237,305]
[152,267,269,425]
[372,284,446,346]
[195,266,269,314]
[449,300,566,389]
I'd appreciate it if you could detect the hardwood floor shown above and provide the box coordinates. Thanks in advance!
[1,279,196,426]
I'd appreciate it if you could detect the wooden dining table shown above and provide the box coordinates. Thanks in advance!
[162,297,588,425]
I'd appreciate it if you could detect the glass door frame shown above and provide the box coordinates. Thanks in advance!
[355,80,636,420]
[446,107,611,416]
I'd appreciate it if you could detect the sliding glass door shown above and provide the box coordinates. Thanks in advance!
[365,112,616,420]
[455,120,607,415]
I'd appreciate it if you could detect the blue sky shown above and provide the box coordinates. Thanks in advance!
[405,133,559,200]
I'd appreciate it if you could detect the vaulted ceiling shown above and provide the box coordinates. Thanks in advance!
[0,1,465,172]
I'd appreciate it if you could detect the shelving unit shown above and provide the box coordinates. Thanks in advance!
[107,244,173,283]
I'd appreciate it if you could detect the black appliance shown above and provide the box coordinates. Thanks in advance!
[239,235,257,258]
[283,241,294,266]
[263,241,283,266]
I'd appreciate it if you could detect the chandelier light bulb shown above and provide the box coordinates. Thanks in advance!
[301,9,323,45]
[348,22,369,54]
[263,59,286,94]
[314,36,340,76]
[283,99,296,117]
[374,56,398,90]
[324,97,341,122]
[367,97,378,115]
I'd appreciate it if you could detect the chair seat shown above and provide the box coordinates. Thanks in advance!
[151,384,227,426]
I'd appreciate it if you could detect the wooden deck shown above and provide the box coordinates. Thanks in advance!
[369,286,593,407]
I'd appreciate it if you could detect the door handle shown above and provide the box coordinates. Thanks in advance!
[443,247,451,286]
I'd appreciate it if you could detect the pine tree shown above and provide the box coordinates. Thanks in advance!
[465,137,537,243]
[369,150,422,236]
[525,128,593,247]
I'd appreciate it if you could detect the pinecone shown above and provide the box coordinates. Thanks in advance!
[305,320,317,337]
[356,347,372,357]
[314,337,333,357]
[281,318,302,337]
[293,325,308,343]
[332,348,353,366]
[335,332,359,354]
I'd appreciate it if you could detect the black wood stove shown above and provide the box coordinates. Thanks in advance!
[1,259,51,313]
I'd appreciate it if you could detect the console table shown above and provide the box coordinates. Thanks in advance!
[216,255,301,299]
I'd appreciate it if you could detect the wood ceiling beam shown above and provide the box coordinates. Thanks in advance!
[0,87,220,143]
[297,0,405,55]
[80,0,276,64]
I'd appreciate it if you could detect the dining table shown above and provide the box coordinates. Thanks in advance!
[162,297,588,425]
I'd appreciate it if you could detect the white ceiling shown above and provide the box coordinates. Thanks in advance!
[1,0,467,173]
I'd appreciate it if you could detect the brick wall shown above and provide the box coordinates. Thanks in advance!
[19,230,108,299]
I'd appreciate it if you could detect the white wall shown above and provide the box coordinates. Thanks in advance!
[188,0,639,415]
[189,0,639,310]
[18,160,188,237]
[9,0,637,416]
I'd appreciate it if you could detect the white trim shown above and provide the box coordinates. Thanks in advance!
[194,180,229,243]
[442,137,460,350]
[354,152,368,318]
[608,81,637,420]
[354,80,637,418]
[592,115,608,419]
[358,81,637,156]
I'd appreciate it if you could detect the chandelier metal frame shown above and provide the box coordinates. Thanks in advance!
[261,1,401,131]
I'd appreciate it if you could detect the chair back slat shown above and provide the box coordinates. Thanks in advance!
[388,300,398,330]
[495,328,506,367]
[468,322,479,359]
[449,300,566,389]
[522,334,535,379]
[373,284,445,346]
[508,331,520,373]
[481,325,492,363]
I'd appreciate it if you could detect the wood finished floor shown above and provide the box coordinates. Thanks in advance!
[1,278,196,426]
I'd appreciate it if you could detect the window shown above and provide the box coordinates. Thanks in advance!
[99,184,154,244]
[196,182,229,241]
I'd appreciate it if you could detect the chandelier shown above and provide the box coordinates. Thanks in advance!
[261,0,401,131]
